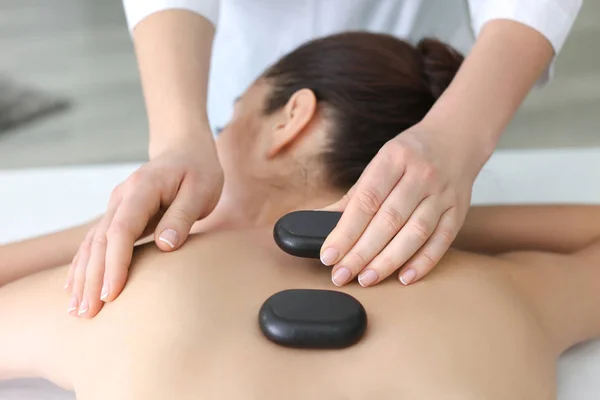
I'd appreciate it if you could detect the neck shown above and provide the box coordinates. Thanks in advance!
[196,177,344,232]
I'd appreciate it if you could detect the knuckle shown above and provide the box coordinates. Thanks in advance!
[376,147,398,168]
[168,207,194,225]
[453,192,465,206]
[347,251,369,269]
[396,146,411,160]
[439,179,453,194]
[410,218,432,242]
[344,232,357,246]
[84,229,95,244]
[377,255,399,274]
[419,251,438,269]
[385,140,407,157]
[356,189,382,215]
[127,170,145,187]
[437,229,455,246]
[379,207,406,234]
[106,219,133,239]
[338,230,358,248]
[91,233,108,248]
[421,164,438,183]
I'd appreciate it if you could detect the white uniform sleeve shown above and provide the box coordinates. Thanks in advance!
[123,0,220,31]
[467,0,582,84]
[467,0,582,53]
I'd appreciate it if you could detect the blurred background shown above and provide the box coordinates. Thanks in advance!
[0,0,598,169]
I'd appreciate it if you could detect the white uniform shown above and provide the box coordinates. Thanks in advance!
[123,0,582,133]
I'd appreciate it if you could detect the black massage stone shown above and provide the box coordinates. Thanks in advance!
[258,289,367,349]
[273,210,342,258]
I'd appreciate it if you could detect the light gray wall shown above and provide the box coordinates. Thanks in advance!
[0,0,598,169]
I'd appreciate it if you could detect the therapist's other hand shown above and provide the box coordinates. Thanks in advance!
[65,136,223,318]
[321,122,483,287]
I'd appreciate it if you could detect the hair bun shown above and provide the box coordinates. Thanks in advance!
[416,38,464,99]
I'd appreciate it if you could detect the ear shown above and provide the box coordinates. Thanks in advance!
[267,88,317,158]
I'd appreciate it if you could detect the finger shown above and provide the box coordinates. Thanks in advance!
[78,231,108,318]
[102,185,160,303]
[320,152,405,266]
[330,174,426,287]
[69,227,95,315]
[317,157,375,213]
[359,197,442,286]
[398,209,458,285]
[64,250,80,292]
[154,176,217,252]
[77,203,119,317]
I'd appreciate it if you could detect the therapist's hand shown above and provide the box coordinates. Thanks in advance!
[319,18,554,288]
[65,135,223,318]
[321,121,486,287]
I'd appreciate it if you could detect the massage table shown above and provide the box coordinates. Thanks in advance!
[1,147,600,399]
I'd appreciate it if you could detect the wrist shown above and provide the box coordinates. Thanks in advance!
[420,110,497,164]
[148,118,214,159]
[415,117,496,179]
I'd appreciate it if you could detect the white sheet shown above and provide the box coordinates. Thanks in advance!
[1,147,600,399]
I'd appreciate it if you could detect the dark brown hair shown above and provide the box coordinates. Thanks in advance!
[262,32,463,190]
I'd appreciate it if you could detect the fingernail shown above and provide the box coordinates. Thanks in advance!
[78,298,89,316]
[159,229,179,249]
[332,267,352,287]
[321,248,339,266]
[100,283,110,301]
[63,279,71,291]
[400,269,417,285]
[67,294,79,314]
[358,269,378,287]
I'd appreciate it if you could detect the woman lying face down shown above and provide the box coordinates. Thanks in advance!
[2,32,600,400]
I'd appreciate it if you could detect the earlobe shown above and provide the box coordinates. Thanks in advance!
[267,89,317,159]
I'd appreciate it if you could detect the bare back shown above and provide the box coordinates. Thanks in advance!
[45,229,557,400]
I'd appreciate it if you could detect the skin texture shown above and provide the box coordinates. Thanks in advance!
[69,13,557,319]
[1,82,600,398]
[2,224,600,399]
[0,74,578,310]
[65,10,224,319]
[322,19,555,288]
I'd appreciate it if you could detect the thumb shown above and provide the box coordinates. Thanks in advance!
[317,183,357,212]
[154,180,218,251]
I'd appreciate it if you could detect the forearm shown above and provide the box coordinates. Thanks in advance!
[132,9,216,157]
[0,264,75,387]
[454,205,600,254]
[423,19,554,169]
[0,219,98,286]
